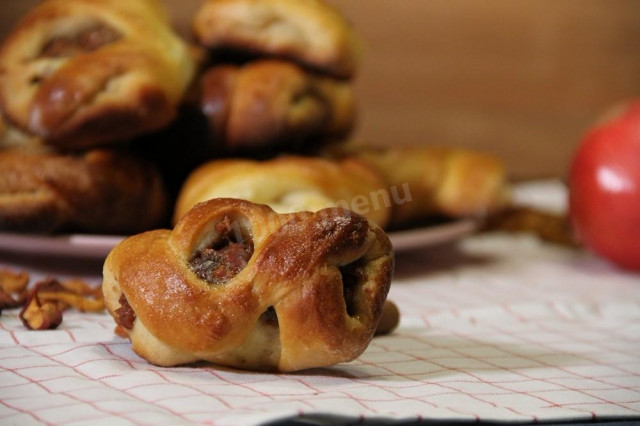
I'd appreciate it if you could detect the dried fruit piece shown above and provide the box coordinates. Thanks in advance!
[0,268,29,292]
[484,206,578,247]
[0,268,29,311]
[19,278,105,330]
[37,278,104,312]
[20,280,65,330]
[375,300,400,336]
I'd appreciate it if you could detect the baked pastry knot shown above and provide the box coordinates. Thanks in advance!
[103,198,394,372]
[0,0,196,149]
[173,156,391,229]
[329,145,511,227]
[193,0,363,79]
[0,149,168,234]
[201,60,355,150]
[0,114,41,151]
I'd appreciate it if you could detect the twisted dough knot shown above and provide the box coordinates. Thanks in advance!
[200,60,356,150]
[0,149,168,234]
[173,156,392,230]
[103,198,394,372]
[0,0,196,149]
[193,0,363,79]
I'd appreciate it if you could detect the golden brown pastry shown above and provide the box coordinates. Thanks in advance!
[330,145,511,227]
[0,0,197,149]
[173,156,391,229]
[103,198,393,371]
[0,115,43,151]
[0,149,168,234]
[200,60,355,150]
[193,0,363,79]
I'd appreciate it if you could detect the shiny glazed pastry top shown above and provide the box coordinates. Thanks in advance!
[0,0,196,149]
[103,198,394,372]
[200,60,356,150]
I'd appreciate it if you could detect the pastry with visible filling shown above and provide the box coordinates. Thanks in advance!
[0,0,197,149]
[103,198,394,372]
[200,59,355,150]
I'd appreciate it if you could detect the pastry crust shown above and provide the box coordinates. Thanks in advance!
[0,0,197,149]
[0,114,42,151]
[200,60,355,150]
[193,0,362,79]
[330,145,511,226]
[103,198,394,372]
[173,156,391,229]
[0,149,168,234]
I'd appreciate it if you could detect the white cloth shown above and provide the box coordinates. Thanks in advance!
[1,181,639,425]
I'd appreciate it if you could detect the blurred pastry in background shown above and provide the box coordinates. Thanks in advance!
[193,0,363,79]
[0,115,42,152]
[173,156,392,228]
[0,149,168,234]
[0,0,197,150]
[326,145,511,228]
[199,59,355,152]
[190,0,361,156]
[0,0,511,239]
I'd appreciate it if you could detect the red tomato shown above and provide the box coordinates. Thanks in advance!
[568,100,640,271]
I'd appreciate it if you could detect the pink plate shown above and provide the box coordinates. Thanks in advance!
[0,219,476,260]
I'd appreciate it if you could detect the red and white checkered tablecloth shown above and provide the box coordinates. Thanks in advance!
[1,181,640,425]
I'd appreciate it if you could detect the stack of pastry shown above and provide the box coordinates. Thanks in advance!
[0,0,511,234]
[191,0,361,154]
[173,0,511,231]
[0,0,196,233]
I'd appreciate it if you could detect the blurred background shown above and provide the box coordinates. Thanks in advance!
[2,0,639,179]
